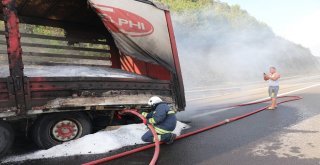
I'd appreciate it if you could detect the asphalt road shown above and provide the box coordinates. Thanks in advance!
[4,75,320,165]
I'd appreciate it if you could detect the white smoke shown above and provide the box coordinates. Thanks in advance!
[171,10,320,88]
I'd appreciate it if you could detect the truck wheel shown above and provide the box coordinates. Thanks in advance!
[0,120,14,157]
[32,112,92,149]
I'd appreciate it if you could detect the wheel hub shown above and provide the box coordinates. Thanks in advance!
[52,120,79,142]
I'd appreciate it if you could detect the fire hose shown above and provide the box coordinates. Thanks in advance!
[83,95,302,165]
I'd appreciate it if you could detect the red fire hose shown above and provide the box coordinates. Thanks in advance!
[102,109,160,165]
[83,96,302,165]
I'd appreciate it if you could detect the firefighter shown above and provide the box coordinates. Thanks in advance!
[141,96,177,144]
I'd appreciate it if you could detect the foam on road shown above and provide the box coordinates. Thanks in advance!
[2,121,190,163]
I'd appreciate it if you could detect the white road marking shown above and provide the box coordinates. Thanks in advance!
[187,82,314,102]
[187,74,320,92]
[190,83,320,119]
[248,83,320,103]
[186,87,240,93]
[187,93,231,102]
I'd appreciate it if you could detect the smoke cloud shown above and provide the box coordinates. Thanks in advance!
[172,10,320,88]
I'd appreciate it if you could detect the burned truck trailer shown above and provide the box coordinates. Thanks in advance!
[0,0,185,156]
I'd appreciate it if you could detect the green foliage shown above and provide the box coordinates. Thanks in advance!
[158,0,268,30]
[21,24,65,36]
[158,0,213,11]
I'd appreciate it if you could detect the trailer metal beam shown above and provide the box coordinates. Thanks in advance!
[2,0,26,114]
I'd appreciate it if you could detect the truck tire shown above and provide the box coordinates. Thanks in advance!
[0,120,14,157]
[32,112,92,149]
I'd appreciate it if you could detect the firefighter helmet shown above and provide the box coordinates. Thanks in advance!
[148,96,162,106]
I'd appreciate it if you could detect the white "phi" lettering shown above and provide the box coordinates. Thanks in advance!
[118,18,145,30]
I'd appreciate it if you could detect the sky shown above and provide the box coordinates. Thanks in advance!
[220,0,320,56]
